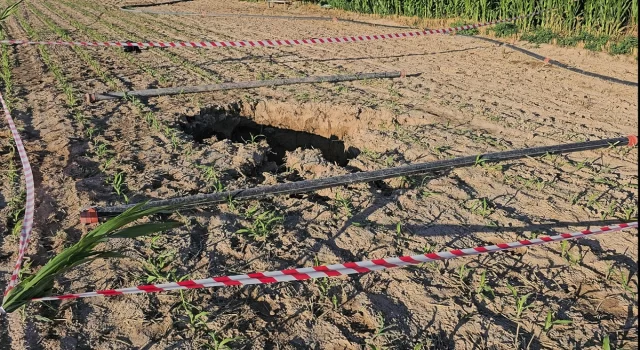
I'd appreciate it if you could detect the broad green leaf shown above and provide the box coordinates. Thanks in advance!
[111,221,182,239]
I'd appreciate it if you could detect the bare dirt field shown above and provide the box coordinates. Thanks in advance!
[0,0,638,349]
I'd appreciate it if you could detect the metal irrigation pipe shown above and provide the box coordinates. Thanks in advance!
[80,136,637,222]
[85,71,407,103]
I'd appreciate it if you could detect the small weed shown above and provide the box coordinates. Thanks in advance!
[467,198,493,217]
[521,28,557,44]
[235,206,283,239]
[143,250,176,283]
[450,20,479,35]
[609,36,638,55]
[490,23,518,37]
[334,191,354,217]
[243,133,264,145]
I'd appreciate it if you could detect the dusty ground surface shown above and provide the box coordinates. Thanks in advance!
[0,0,638,349]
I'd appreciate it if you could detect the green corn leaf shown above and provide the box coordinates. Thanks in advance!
[603,335,611,350]
[110,221,182,239]
[2,203,182,313]
[0,0,24,22]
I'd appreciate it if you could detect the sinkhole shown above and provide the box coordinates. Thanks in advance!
[180,101,361,166]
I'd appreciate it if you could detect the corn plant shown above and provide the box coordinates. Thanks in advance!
[326,0,638,42]
[476,271,495,299]
[0,0,23,24]
[543,310,572,331]
[112,171,129,203]
[2,204,181,313]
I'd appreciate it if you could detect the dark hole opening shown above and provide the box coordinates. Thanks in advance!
[181,109,359,166]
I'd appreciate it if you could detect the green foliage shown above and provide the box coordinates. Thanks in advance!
[326,0,636,53]
[543,310,572,331]
[490,23,518,37]
[327,0,635,39]
[583,34,610,51]
[2,204,182,313]
[0,0,24,24]
[450,20,479,35]
[521,28,557,44]
[609,36,638,55]
[235,205,284,239]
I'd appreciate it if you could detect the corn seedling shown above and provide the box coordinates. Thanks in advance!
[177,290,211,332]
[366,313,395,350]
[111,171,129,203]
[543,310,572,331]
[619,203,638,221]
[505,282,534,346]
[476,271,494,299]
[1,203,181,313]
[205,331,240,350]
[456,263,471,287]
[94,142,109,158]
[560,240,581,266]
[616,268,636,295]
[602,334,611,350]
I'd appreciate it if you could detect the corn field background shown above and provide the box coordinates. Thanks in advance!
[321,0,638,53]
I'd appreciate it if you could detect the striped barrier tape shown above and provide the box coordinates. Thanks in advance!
[31,222,637,302]
[0,91,36,299]
[0,10,546,49]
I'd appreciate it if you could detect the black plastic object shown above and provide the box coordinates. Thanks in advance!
[86,137,633,218]
[86,71,406,102]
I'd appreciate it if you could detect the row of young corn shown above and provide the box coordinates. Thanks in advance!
[324,0,638,42]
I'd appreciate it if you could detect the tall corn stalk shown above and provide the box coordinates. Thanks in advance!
[327,0,635,37]
[2,204,181,313]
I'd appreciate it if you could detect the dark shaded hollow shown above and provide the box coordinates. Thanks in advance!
[181,108,359,166]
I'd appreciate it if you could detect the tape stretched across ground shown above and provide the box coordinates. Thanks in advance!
[29,222,638,302]
[0,10,548,48]
[0,92,36,299]
[122,1,637,88]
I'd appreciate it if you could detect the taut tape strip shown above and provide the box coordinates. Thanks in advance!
[32,222,637,301]
[0,11,546,49]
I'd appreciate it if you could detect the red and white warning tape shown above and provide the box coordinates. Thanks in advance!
[1,92,36,297]
[32,222,637,301]
[0,10,544,49]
